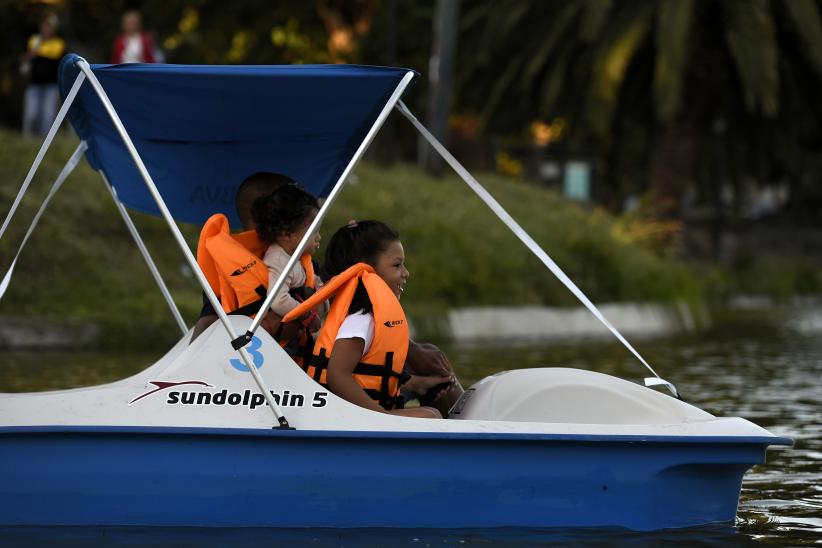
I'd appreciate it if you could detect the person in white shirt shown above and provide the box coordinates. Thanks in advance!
[111,10,157,64]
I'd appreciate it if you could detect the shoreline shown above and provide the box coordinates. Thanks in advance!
[411,300,707,343]
[0,301,703,350]
[3,297,820,350]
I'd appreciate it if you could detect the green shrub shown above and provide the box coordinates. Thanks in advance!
[323,162,702,316]
[704,252,822,301]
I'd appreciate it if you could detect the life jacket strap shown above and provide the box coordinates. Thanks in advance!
[300,329,315,370]
[351,353,404,410]
[381,352,394,408]
[303,349,404,409]
[226,284,267,316]
[305,348,329,384]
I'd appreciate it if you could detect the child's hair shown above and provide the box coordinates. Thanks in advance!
[235,172,295,229]
[323,220,400,314]
[251,183,320,245]
[323,220,400,278]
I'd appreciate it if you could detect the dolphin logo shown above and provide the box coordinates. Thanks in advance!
[129,380,213,405]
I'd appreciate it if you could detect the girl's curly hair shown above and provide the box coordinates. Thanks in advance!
[251,184,319,245]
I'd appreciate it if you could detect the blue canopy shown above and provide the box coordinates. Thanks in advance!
[58,54,417,226]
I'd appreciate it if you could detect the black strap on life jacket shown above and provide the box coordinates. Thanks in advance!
[305,350,405,409]
[274,317,315,367]
[306,348,328,384]
[300,329,315,368]
[227,284,268,316]
[231,283,307,319]
[270,286,317,365]
[352,352,405,410]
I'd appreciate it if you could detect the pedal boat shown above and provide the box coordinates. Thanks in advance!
[0,55,790,531]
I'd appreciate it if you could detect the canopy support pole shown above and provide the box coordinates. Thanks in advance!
[100,172,188,336]
[0,141,87,301]
[236,70,418,344]
[0,71,86,243]
[396,100,679,398]
[74,57,291,428]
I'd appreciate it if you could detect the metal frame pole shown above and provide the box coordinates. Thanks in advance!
[100,172,188,336]
[236,70,418,345]
[74,57,291,427]
[396,100,679,398]
[0,142,87,300]
[0,72,86,243]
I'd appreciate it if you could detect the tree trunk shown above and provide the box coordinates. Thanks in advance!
[419,0,460,177]
[648,120,697,219]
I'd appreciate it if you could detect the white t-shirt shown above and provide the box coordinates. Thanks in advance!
[336,310,374,354]
[122,35,145,63]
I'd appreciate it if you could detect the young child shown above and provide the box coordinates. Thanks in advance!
[251,184,326,350]
[283,220,452,419]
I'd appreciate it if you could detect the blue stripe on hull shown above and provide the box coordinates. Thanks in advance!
[0,427,773,531]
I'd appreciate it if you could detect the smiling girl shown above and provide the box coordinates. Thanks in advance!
[283,220,450,418]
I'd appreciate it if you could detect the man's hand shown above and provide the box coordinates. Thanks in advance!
[277,318,302,342]
[403,373,453,396]
[406,340,452,377]
[405,340,464,417]
[306,310,322,332]
[260,311,283,338]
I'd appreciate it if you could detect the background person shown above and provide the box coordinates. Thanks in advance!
[20,12,65,138]
[111,10,156,64]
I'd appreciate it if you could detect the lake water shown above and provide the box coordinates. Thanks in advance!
[0,307,819,546]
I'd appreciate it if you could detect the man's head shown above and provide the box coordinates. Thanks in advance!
[122,10,142,35]
[40,12,59,37]
[235,172,296,229]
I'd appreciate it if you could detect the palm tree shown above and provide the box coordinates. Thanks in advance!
[457,0,822,228]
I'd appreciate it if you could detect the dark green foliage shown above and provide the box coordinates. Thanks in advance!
[456,0,822,220]
[321,161,702,317]
[0,1,366,127]
[0,130,703,347]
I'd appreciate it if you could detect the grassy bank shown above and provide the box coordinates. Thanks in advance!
[0,130,203,348]
[2,129,702,347]
[323,163,701,317]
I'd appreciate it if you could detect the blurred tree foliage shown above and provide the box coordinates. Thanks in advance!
[0,0,387,127]
[456,0,822,223]
[3,0,821,227]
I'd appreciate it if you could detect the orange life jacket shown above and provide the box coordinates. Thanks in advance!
[196,213,316,317]
[284,263,408,410]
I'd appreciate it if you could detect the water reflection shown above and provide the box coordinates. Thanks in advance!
[0,523,764,548]
[1,308,820,544]
[442,310,822,544]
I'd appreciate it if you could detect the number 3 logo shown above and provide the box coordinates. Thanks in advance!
[229,335,265,371]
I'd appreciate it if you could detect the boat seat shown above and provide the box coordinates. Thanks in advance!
[449,367,715,425]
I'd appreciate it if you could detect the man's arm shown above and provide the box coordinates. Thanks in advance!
[406,339,452,377]
[190,314,217,343]
[406,340,464,417]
